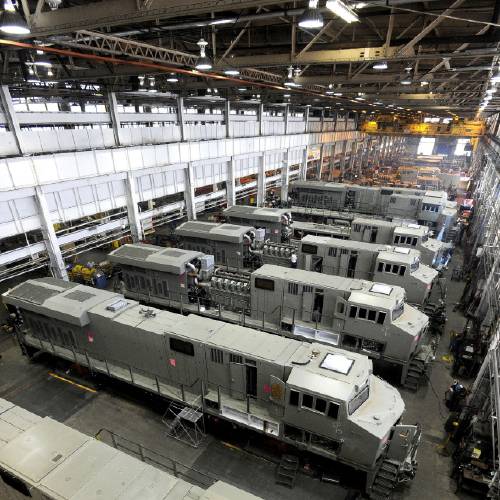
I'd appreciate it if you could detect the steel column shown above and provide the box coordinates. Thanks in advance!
[125,172,144,241]
[35,187,68,280]
[0,85,26,155]
[107,91,122,146]
[184,163,197,220]
[256,155,266,207]
[280,151,290,203]
[177,96,185,141]
[226,158,236,207]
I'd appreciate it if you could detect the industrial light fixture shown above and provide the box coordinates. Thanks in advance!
[148,76,155,87]
[373,61,388,70]
[47,68,53,77]
[401,78,412,85]
[334,92,343,96]
[298,0,324,29]
[224,67,240,76]
[0,0,30,35]
[326,0,359,23]
[325,90,334,95]
[195,39,212,71]
[284,66,300,87]
[420,80,429,86]
[405,64,413,71]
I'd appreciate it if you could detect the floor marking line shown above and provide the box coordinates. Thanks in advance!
[48,372,97,393]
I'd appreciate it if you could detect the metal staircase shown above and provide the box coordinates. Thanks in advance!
[369,459,400,499]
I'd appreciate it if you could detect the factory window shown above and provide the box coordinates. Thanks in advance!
[303,285,313,293]
[368,310,377,322]
[412,238,418,246]
[377,262,384,272]
[399,266,406,276]
[230,354,243,364]
[289,390,299,406]
[328,247,337,257]
[410,199,417,206]
[358,307,367,319]
[377,312,387,325]
[210,348,224,364]
[349,306,358,318]
[337,302,345,314]
[391,265,399,274]
[353,224,361,232]
[341,249,348,255]
[288,282,299,295]
[385,263,391,272]
[390,197,396,204]
[301,244,318,255]
[169,338,194,356]
[315,398,327,413]
[302,394,313,409]
[381,189,394,196]
[327,402,339,419]
[394,236,400,244]
[254,278,275,291]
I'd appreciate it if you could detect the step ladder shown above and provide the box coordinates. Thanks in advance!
[275,454,299,488]
[369,459,400,499]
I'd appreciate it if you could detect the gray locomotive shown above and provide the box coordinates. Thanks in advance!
[3,278,420,499]
[109,244,432,390]
[288,181,457,232]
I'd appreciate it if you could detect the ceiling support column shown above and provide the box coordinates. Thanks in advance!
[226,158,236,208]
[0,85,26,155]
[258,103,264,136]
[257,155,266,207]
[284,104,290,136]
[177,96,185,142]
[35,187,68,281]
[107,91,122,146]
[225,100,231,139]
[316,143,325,180]
[299,147,308,180]
[281,151,290,203]
[183,163,197,220]
[125,172,144,242]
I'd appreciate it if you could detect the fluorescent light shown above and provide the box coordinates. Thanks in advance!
[325,90,334,95]
[167,73,179,83]
[334,92,343,96]
[224,68,240,76]
[326,0,359,23]
[373,61,388,70]
[420,80,429,86]
[401,78,412,85]
[298,0,324,29]
[209,18,235,25]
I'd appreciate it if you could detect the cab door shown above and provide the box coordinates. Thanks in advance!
[229,362,246,400]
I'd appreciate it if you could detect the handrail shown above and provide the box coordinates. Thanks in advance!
[94,427,217,488]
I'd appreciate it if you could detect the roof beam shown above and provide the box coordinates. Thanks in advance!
[28,0,284,37]
[396,0,467,56]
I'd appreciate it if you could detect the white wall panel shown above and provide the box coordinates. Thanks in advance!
[0,132,19,156]
[8,157,36,187]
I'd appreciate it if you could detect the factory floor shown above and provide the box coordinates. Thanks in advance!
[0,247,476,500]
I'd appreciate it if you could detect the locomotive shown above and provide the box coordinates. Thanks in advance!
[109,244,432,389]
[3,278,420,499]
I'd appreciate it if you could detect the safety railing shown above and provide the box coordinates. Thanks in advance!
[94,427,217,488]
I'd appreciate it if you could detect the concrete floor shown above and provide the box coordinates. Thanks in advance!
[0,247,478,499]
